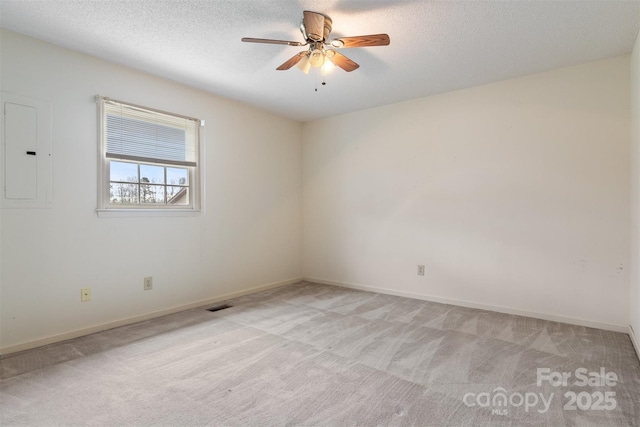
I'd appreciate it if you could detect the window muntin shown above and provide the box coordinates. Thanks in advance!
[97,96,201,212]
[108,161,189,205]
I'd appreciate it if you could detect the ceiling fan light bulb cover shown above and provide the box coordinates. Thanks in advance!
[309,49,324,68]
[297,55,311,74]
[321,60,335,75]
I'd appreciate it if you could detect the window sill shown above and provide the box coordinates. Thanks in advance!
[96,209,201,218]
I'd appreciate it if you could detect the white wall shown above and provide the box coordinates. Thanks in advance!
[1,29,633,353]
[303,56,631,329]
[0,30,303,352]
[631,30,640,351]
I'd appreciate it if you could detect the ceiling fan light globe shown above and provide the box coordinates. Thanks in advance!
[309,49,325,68]
[321,60,335,75]
[297,55,311,74]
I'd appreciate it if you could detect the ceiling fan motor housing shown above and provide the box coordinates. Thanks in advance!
[301,11,332,43]
[320,15,332,42]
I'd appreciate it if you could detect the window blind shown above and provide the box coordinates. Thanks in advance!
[102,98,199,167]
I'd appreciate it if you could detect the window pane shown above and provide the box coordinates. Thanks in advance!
[167,187,189,205]
[140,164,165,184]
[110,183,139,204]
[140,184,165,204]
[167,167,188,186]
[110,161,138,182]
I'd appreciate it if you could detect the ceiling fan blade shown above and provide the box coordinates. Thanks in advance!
[327,51,359,72]
[241,37,304,47]
[330,34,390,48]
[303,11,326,41]
[276,52,308,70]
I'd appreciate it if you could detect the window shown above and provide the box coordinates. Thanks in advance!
[97,96,201,214]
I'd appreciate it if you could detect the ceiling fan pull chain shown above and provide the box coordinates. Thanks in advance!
[312,68,327,92]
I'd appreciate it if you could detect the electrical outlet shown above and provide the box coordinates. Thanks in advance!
[144,276,153,290]
[81,287,91,302]
[417,265,425,276]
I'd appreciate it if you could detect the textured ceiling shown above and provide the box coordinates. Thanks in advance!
[1,0,639,122]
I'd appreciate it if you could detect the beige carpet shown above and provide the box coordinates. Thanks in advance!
[1,281,639,426]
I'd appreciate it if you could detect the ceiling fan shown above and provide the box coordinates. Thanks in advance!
[242,11,390,73]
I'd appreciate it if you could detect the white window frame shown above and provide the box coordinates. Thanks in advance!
[96,96,202,217]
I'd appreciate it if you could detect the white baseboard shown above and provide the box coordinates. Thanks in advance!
[630,325,640,362]
[0,277,302,356]
[304,276,629,334]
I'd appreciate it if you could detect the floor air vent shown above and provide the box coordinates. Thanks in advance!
[207,304,232,312]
